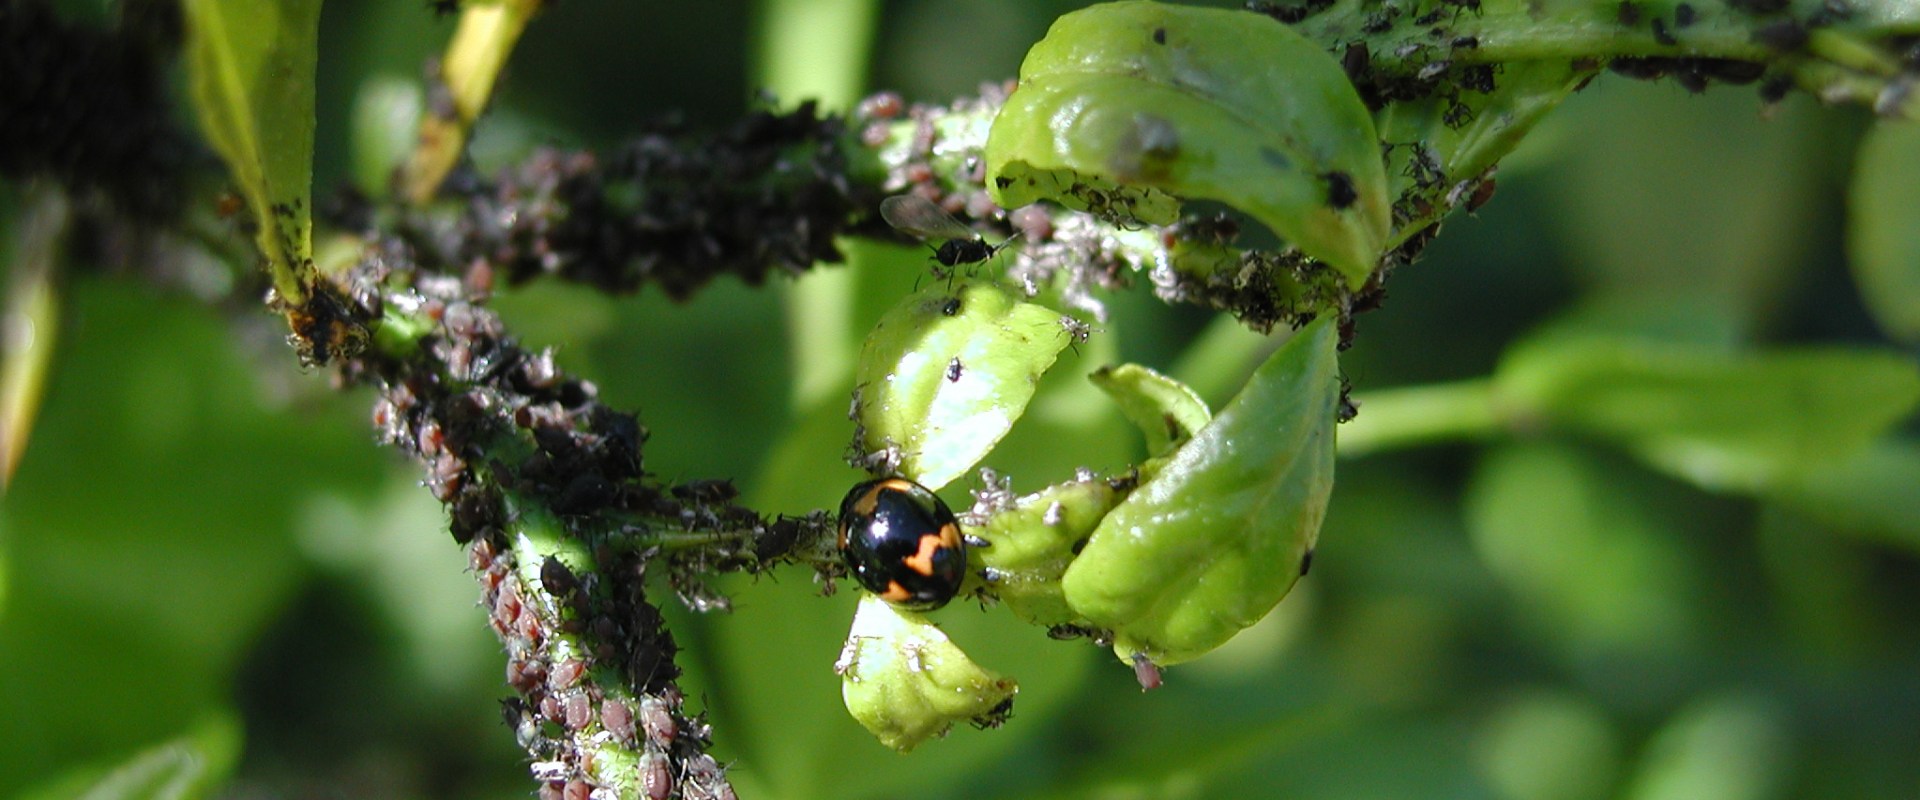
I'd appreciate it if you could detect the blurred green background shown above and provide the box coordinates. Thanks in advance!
[4,0,1920,798]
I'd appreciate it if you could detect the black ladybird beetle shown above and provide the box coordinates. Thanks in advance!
[838,477,967,611]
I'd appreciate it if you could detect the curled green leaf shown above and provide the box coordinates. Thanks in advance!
[987,1,1390,286]
[1063,319,1340,666]
[971,472,1132,628]
[1089,363,1212,459]
[183,0,321,305]
[853,281,1076,491]
[837,595,1018,753]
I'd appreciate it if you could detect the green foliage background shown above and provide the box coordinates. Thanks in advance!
[3,0,1919,798]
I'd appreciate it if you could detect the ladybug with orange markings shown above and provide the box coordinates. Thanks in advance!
[837,478,967,611]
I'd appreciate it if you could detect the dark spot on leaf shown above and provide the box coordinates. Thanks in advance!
[1675,2,1696,25]
[1324,171,1358,209]
[1299,548,1315,575]
[1341,42,1371,82]
[1259,147,1291,170]
[1152,26,1167,44]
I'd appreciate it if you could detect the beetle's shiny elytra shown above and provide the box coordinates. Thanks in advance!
[838,477,967,611]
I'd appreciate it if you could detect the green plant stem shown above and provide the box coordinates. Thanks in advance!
[401,0,543,202]
[755,0,881,409]
[1337,378,1501,458]
[489,501,734,800]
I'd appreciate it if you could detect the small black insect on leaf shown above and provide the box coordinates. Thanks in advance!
[1324,171,1358,209]
[879,195,1012,270]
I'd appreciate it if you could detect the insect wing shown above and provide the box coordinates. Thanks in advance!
[880,195,978,242]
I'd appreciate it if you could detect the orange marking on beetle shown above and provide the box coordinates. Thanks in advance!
[881,580,913,601]
[850,484,884,517]
[902,534,945,577]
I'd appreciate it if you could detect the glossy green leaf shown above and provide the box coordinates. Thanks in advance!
[853,280,1075,491]
[986,1,1390,286]
[1089,363,1212,458]
[182,0,321,303]
[972,472,1131,628]
[1062,319,1339,666]
[838,595,1018,753]
[1369,58,1594,246]
[1392,60,1591,192]
[1848,119,1920,343]
[685,247,1092,800]
[18,711,241,800]
[1494,335,1920,492]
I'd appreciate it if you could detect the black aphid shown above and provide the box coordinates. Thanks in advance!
[879,195,1013,269]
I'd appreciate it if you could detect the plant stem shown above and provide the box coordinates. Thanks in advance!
[401,0,543,203]
[1337,378,1502,457]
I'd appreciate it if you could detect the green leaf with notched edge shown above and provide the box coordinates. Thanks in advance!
[1089,363,1212,459]
[987,1,1389,287]
[971,473,1131,628]
[854,281,1076,491]
[182,0,320,304]
[838,595,1018,753]
[1063,319,1338,666]
[1849,119,1920,344]
[1494,335,1920,493]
